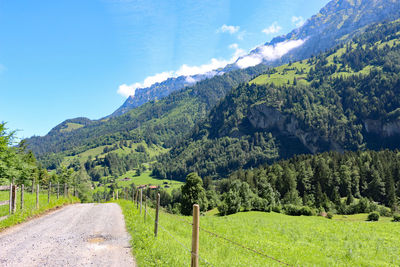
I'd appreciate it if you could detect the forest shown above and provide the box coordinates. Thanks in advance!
[136,150,400,218]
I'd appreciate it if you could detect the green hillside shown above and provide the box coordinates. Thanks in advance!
[154,19,400,181]
[26,65,268,171]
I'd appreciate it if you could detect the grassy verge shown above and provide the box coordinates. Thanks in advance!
[118,199,400,266]
[0,191,79,230]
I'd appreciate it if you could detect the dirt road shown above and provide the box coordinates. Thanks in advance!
[0,203,136,266]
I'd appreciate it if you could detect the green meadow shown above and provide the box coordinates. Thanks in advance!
[118,199,400,266]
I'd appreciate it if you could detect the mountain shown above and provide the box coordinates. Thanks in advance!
[25,0,400,179]
[25,65,268,169]
[108,72,219,118]
[153,19,400,181]
[264,0,400,63]
[112,0,400,118]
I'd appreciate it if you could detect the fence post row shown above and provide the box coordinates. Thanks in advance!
[36,184,40,209]
[191,204,200,267]
[154,193,160,237]
[20,184,24,210]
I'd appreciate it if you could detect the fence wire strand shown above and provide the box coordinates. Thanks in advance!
[157,204,291,266]
[198,226,293,267]
[142,202,214,266]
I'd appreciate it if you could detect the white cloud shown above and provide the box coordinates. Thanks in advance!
[236,39,305,69]
[218,24,240,34]
[117,44,246,97]
[262,22,282,35]
[229,43,246,59]
[292,16,305,27]
[117,71,173,98]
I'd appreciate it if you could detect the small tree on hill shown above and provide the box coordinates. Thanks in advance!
[180,172,208,215]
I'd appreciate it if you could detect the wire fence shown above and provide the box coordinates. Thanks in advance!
[0,181,75,218]
[132,192,293,267]
[143,199,214,267]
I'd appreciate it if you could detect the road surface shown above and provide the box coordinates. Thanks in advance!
[0,203,136,266]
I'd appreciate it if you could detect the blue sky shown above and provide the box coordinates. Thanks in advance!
[0,0,329,138]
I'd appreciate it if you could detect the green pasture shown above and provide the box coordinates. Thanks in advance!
[118,200,400,266]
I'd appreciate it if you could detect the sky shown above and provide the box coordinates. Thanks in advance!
[0,0,330,138]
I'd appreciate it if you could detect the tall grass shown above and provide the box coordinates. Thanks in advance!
[118,199,400,266]
[0,190,79,230]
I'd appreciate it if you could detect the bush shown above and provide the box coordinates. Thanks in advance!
[251,197,270,212]
[284,205,313,216]
[378,206,391,217]
[326,212,333,219]
[367,211,380,221]
[272,205,281,213]
[393,214,400,222]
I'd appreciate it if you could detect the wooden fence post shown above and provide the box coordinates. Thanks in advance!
[136,189,139,209]
[36,184,40,209]
[191,204,200,267]
[144,196,147,222]
[132,188,135,202]
[154,193,160,237]
[140,189,143,214]
[31,181,34,194]
[48,182,51,204]
[57,183,60,199]
[20,184,24,210]
[64,184,67,198]
[9,182,13,214]
[116,189,119,200]
[11,185,17,214]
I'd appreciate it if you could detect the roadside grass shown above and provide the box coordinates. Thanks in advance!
[118,199,400,266]
[0,191,79,230]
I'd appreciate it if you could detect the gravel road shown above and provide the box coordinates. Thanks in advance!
[0,203,136,266]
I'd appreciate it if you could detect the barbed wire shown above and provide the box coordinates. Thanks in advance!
[149,203,291,266]
[143,203,214,266]
[198,226,293,267]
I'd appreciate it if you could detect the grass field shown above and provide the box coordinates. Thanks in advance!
[93,170,184,195]
[115,170,183,192]
[0,190,79,230]
[118,200,400,266]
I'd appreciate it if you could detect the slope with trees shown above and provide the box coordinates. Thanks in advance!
[154,19,400,180]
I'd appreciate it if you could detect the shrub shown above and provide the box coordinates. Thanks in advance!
[378,206,391,217]
[272,205,281,213]
[326,212,333,219]
[393,214,400,222]
[251,197,270,212]
[284,205,313,216]
[367,212,380,221]
[299,206,314,216]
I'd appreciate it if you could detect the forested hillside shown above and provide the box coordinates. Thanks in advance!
[26,65,268,170]
[216,149,400,215]
[154,19,400,181]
